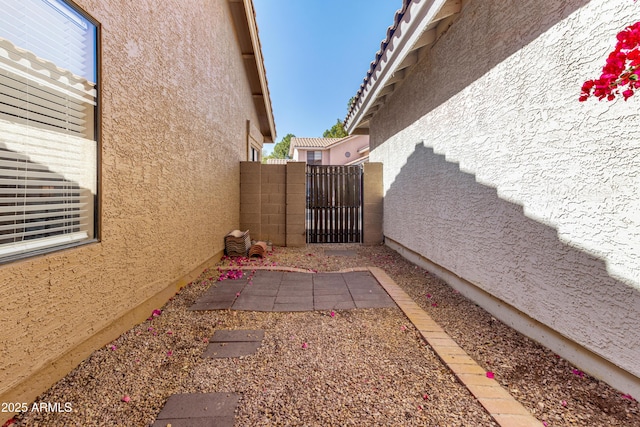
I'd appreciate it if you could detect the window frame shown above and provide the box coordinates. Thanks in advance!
[307,150,322,165]
[0,0,101,264]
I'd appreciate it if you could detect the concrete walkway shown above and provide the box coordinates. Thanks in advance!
[189,270,396,312]
[176,266,542,427]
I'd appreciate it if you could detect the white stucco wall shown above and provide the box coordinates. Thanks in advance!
[370,0,640,384]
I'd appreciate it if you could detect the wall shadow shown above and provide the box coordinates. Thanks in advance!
[384,141,639,378]
[371,0,591,145]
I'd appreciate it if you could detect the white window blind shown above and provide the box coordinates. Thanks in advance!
[0,0,97,261]
[307,151,322,165]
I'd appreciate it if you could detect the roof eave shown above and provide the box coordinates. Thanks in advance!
[345,0,461,135]
[230,0,277,143]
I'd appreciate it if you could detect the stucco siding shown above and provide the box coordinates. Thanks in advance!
[371,0,640,382]
[0,0,260,399]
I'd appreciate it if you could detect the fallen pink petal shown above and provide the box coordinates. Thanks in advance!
[330,311,335,317]
[110,345,117,351]
[622,393,636,401]
[572,369,585,377]
[301,342,308,349]
[121,395,130,403]
[486,371,495,379]
[167,350,173,356]
[152,309,162,317]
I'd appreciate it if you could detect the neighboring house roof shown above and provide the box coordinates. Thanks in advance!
[229,0,277,142]
[344,0,462,134]
[288,137,343,157]
[264,158,290,164]
[288,136,369,157]
[346,154,369,166]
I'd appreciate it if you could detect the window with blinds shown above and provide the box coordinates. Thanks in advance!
[307,151,322,165]
[0,0,98,261]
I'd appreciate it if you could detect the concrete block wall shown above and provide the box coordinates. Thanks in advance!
[363,162,383,245]
[261,164,286,245]
[286,162,307,247]
[240,162,262,239]
[241,161,382,247]
[240,162,305,247]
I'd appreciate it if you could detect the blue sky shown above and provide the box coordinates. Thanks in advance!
[253,0,403,154]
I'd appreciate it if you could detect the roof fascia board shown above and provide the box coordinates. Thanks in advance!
[345,0,447,133]
[241,0,277,142]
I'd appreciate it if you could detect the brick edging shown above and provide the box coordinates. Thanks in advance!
[367,267,544,427]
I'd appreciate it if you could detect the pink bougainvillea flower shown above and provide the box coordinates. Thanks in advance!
[572,369,585,377]
[622,393,636,401]
[542,422,548,427]
[147,327,153,331]
[167,350,173,357]
[426,293,432,299]
[166,330,173,335]
[431,303,438,307]
[486,371,495,379]
[330,311,335,317]
[152,309,162,317]
[400,325,407,331]
[110,345,117,351]
[236,292,241,297]
[423,393,429,400]
[121,395,131,403]
[561,400,567,407]
[301,342,308,349]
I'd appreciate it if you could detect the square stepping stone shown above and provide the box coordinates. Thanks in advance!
[153,393,239,427]
[313,274,347,286]
[202,341,263,358]
[281,272,313,284]
[210,330,265,342]
[202,330,265,358]
[241,288,279,297]
[231,298,275,312]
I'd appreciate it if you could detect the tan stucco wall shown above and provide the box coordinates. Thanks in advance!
[370,0,640,396]
[0,0,262,407]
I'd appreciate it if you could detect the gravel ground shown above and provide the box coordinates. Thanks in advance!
[11,243,640,427]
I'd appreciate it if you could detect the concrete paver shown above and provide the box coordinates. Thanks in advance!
[153,393,239,427]
[185,265,543,427]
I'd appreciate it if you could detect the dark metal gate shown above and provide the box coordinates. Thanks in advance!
[306,165,363,243]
